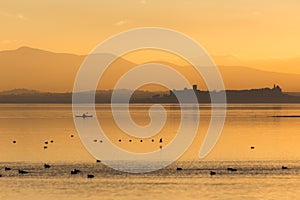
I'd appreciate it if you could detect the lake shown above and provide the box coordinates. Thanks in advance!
[0,104,300,199]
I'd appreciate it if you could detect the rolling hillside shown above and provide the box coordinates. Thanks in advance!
[0,46,299,92]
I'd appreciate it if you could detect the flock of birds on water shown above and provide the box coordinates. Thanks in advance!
[1,134,101,178]
[0,163,95,179]
[0,163,290,179]
[0,134,290,179]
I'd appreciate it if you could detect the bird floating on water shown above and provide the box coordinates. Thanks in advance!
[4,167,11,171]
[71,169,81,175]
[44,164,51,169]
[87,174,94,179]
[227,167,237,172]
[18,169,29,174]
[282,166,288,170]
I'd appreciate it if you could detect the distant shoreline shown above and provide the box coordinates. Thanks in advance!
[1,102,300,104]
[1,85,300,104]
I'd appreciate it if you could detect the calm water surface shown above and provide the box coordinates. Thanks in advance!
[0,104,300,200]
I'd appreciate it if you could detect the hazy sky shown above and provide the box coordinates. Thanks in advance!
[1,0,300,61]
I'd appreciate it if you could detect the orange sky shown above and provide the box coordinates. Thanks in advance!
[1,0,300,60]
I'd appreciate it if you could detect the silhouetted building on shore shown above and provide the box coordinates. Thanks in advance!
[162,84,298,103]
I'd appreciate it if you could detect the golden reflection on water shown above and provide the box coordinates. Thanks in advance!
[0,104,300,162]
[1,104,300,200]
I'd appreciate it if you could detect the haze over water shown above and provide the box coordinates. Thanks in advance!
[0,103,300,200]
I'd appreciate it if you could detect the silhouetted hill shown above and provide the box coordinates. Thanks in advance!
[218,66,300,91]
[0,88,41,95]
[0,88,167,103]
[0,46,300,92]
[212,54,300,74]
[0,46,85,92]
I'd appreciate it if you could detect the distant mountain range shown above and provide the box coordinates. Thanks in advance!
[0,46,300,92]
[211,54,300,75]
[0,88,42,95]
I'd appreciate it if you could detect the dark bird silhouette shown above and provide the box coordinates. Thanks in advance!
[18,169,29,174]
[13,140,16,144]
[282,166,288,170]
[140,139,143,142]
[210,171,216,176]
[45,141,48,144]
[118,139,122,142]
[44,164,51,169]
[159,138,163,143]
[87,174,94,179]
[50,140,54,143]
[251,146,255,149]
[151,139,154,142]
[227,167,237,172]
[129,139,132,142]
[96,160,101,163]
[70,135,74,138]
[176,167,183,171]
[71,170,77,175]
[71,169,80,175]
[44,146,48,149]
[4,167,11,171]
